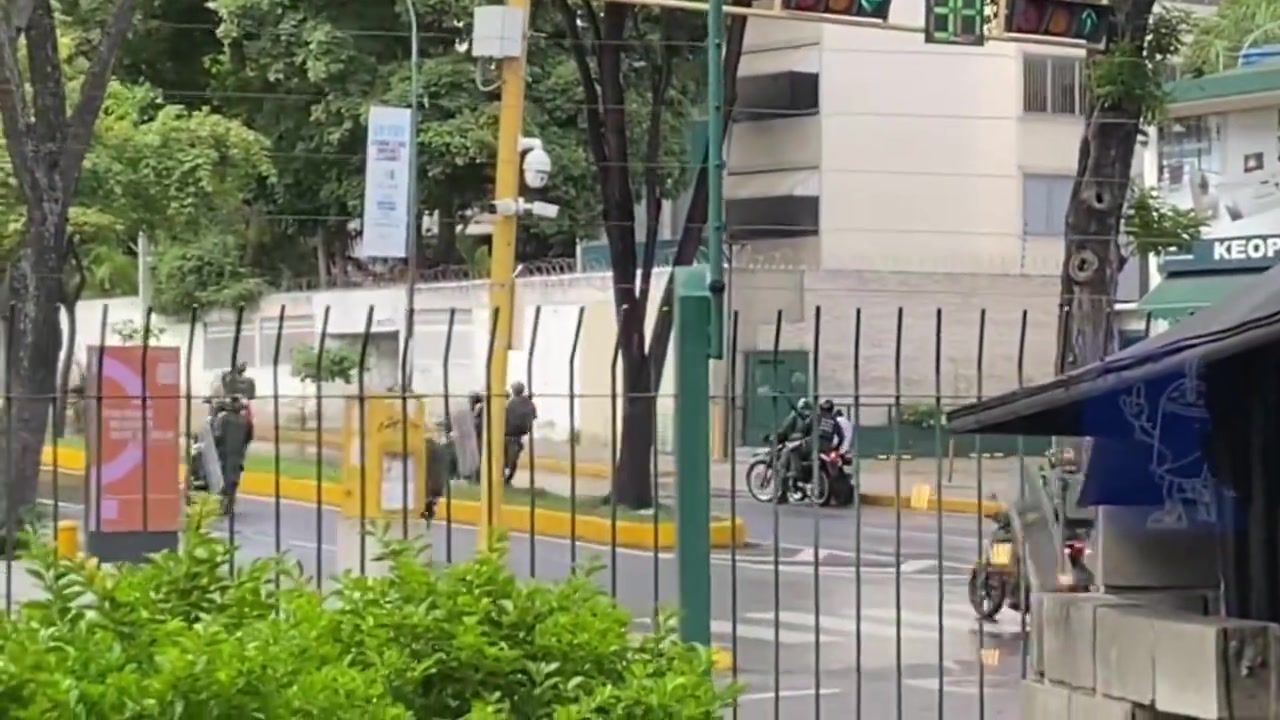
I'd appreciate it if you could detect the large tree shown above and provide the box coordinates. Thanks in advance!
[0,0,139,519]
[552,2,747,508]
[1056,5,1202,373]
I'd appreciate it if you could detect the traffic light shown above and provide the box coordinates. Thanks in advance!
[783,0,892,21]
[1004,0,1111,46]
[925,0,985,46]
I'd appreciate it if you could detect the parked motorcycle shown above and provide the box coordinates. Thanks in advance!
[968,514,1094,620]
[745,438,855,507]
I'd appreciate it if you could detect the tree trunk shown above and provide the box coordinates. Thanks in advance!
[1056,0,1156,374]
[606,13,748,509]
[3,218,66,525]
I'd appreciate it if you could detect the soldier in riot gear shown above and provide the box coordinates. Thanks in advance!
[214,395,252,515]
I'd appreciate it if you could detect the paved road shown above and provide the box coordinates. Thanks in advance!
[35,494,1025,719]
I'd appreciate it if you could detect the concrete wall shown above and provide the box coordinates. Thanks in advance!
[1024,590,1280,718]
[794,17,1081,276]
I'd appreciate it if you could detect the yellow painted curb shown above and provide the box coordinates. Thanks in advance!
[711,646,733,671]
[859,491,1004,518]
[38,446,744,551]
[435,496,747,550]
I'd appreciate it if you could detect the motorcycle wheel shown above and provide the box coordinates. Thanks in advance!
[968,564,1007,620]
[812,467,833,507]
[745,460,778,503]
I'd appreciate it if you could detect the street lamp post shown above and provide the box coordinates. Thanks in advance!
[404,0,421,391]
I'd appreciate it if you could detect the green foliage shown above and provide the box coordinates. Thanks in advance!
[0,522,737,717]
[109,319,166,345]
[290,343,365,384]
[1123,186,1207,255]
[149,233,270,316]
[898,403,946,429]
[1087,8,1194,126]
[1182,0,1280,77]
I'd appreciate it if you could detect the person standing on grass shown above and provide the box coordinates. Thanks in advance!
[504,382,537,486]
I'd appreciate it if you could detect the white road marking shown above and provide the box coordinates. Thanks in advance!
[738,688,843,702]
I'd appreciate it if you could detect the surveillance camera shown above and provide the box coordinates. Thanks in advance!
[522,147,552,190]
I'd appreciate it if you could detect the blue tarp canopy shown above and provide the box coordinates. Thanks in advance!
[946,264,1280,517]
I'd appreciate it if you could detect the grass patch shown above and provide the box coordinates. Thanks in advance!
[442,481,677,522]
[46,433,342,483]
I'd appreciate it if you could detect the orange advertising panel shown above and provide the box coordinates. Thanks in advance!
[87,346,182,533]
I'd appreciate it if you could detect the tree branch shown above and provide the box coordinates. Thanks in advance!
[60,0,138,197]
[596,3,637,299]
[637,15,674,311]
[24,0,67,142]
[0,0,33,199]
[554,0,607,172]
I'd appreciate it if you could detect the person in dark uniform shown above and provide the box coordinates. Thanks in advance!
[504,382,537,485]
[214,395,251,515]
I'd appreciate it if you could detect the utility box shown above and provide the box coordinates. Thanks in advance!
[339,396,427,520]
[472,6,525,59]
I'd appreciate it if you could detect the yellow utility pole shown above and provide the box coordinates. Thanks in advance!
[480,0,530,550]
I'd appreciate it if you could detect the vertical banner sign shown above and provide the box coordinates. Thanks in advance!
[359,105,413,258]
[87,346,182,533]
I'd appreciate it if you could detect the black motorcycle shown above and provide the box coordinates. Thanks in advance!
[745,438,855,507]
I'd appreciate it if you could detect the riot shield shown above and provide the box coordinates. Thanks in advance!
[450,407,480,478]
[196,417,225,495]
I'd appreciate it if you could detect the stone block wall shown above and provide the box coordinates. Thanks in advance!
[1024,590,1277,719]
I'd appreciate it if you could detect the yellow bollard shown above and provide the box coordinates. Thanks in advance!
[909,484,932,511]
[55,519,80,559]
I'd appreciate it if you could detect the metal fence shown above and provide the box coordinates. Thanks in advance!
[0,299,1148,718]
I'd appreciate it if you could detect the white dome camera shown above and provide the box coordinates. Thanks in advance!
[522,146,552,190]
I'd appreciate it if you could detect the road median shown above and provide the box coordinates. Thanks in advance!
[39,445,742,551]
[858,485,1005,517]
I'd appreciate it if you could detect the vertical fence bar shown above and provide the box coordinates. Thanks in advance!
[481,307,499,543]
[811,304,823,719]
[356,306,374,574]
[3,304,14,616]
[226,306,247,574]
[567,308,584,566]
[481,308,500,546]
[727,308,741,713]
[398,303,411,541]
[893,306,905,718]
[182,308,196,514]
[441,308,456,561]
[608,329,621,597]
[768,308,783,717]
[314,307,331,589]
[269,306,284,590]
[975,308,988,716]
[91,307,108,554]
[852,306,864,718]
[1016,309,1029,679]
[526,305,541,577]
[650,306,663,615]
[932,307,944,715]
[140,308,153,533]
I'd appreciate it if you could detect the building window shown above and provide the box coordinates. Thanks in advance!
[1023,55,1087,116]
[1158,115,1222,189]
[1023,174,1075,237]
[258,315,313,365]
[204,321,257,371]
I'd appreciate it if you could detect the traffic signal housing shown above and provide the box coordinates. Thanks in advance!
[783,0,892,21]
[1004,0,1112,47]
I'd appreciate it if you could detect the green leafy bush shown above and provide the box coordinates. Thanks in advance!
[0,518,737,718]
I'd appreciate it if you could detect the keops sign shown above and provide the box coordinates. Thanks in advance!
[1158,160,1280,274]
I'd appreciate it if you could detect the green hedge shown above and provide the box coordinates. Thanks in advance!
[0,514,738,718]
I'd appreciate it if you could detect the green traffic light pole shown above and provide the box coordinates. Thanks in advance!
[672,0,724,661]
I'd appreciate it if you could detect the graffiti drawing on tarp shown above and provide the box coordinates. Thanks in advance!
[1119,359,1216,529]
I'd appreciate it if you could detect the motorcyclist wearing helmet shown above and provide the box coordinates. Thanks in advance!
[776,399,846,490]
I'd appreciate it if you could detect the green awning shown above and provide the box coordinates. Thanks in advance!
[1135,273,1242,320]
